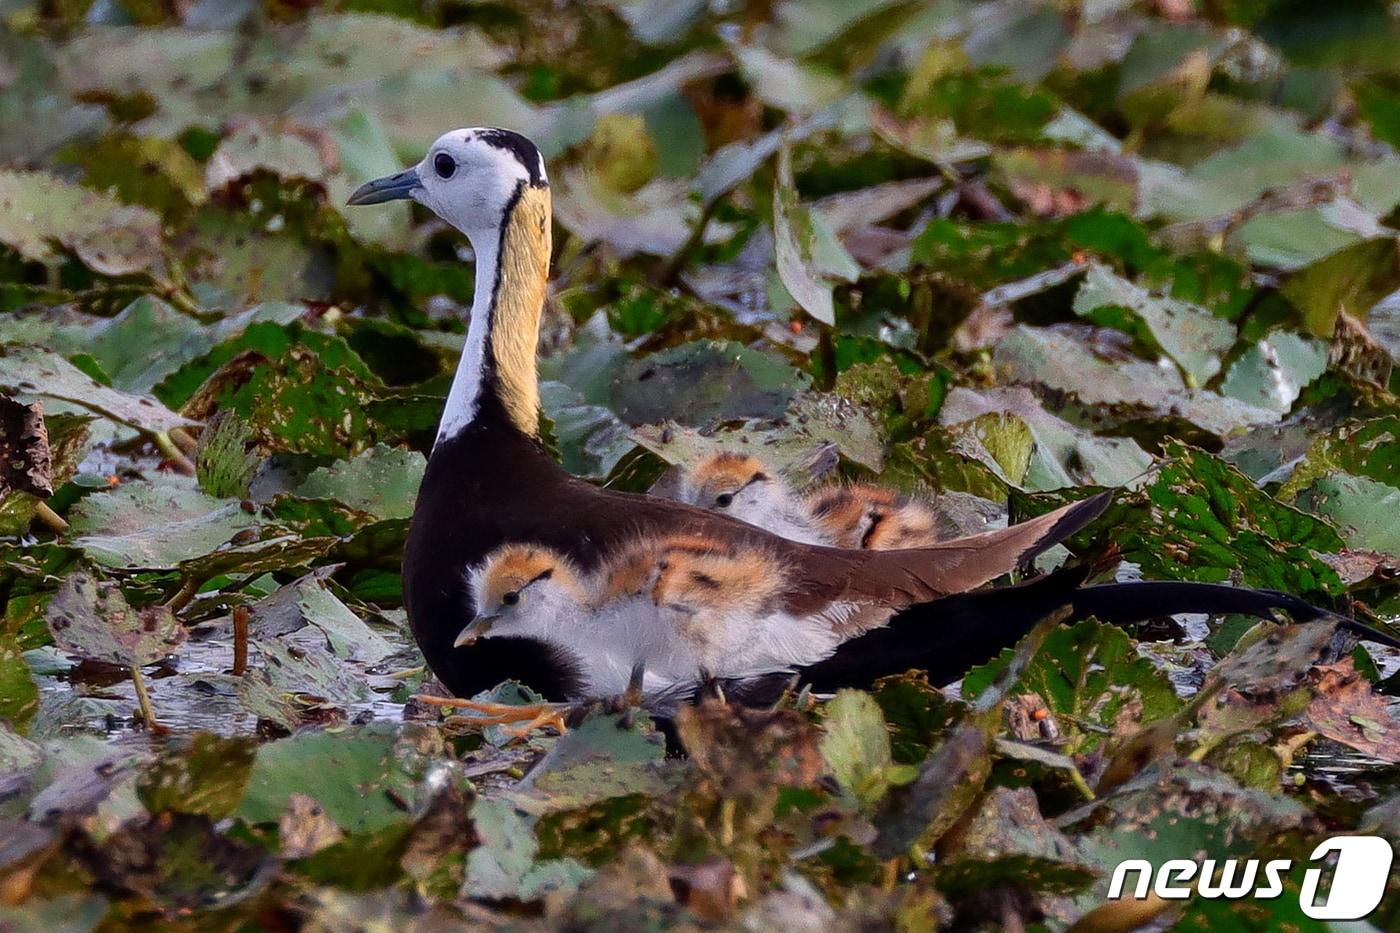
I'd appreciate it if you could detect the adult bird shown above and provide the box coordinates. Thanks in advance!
[348,128,1397,708]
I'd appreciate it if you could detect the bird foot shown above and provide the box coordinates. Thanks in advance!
[414,695,569,739]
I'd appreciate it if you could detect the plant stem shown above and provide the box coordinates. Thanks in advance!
[657,197,720,287]
[231,605,249,676]
[168,427,198,456]
[165,576,199,613]
[131,665,162,732]
[153,431,196,475]
[33,501,68,534]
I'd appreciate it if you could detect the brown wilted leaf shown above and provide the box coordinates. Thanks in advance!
[1302,660,1400,763]
[0,396,53,499]
[675,699,822,796]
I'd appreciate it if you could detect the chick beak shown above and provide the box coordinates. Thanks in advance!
[453,613,495,648]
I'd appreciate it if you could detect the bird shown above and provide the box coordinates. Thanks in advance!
[348,128,1400,722]
[673,453,829,545]
[676,451,960,549]
[454,537,842,699]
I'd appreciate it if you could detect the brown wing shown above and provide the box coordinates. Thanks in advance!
[578,479,1108,616]
[779,491,1110,615]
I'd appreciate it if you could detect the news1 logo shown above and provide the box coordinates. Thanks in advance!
[1107,836,1394,920]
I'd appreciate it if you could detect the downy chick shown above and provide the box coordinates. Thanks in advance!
[803,484,943,550]
[458,544,654,698]
[675,453,828,545]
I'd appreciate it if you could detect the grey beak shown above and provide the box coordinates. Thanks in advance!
[346,167,422,206]
[453,613,496,649]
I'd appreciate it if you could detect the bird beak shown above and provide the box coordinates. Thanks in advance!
[453,613,495,648]
[346,167,422,206]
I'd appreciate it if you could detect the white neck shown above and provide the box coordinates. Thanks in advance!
[436,232,501,447]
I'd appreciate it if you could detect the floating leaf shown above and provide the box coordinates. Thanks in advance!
[45,573,186,668]
[294,445,425,522]
[1073,263,1235,386]
[66,479,260,570]
[0,344,196,435]
[964,620,1181,753]
[0,170,162,276]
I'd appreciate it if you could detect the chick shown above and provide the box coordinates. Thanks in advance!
[675,453,828,545]
[803,484,942,550]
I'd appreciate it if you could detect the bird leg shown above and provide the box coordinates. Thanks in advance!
[414,695,569,738]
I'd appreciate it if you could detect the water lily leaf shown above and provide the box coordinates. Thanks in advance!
[1294,472,1400,557]
[0,635,39,734]
[965,620,1181,753]
[992,325,1277,437]
[540,381,635,480]
[1219,330,1329,414]
[253,574,395,665]
[0,170,162,276]
[1281,236,1400,337]
[518,711,672,812]
[67,479,259,570]
[1095,441,1346,599]
[941,386,1153,491]
[1073,263,1235,386]
[609,340,809,426]
[235,724,433,833]
[181,341,386,459]
[55,15,505,138]
[630,389,885,483]
[773,142,857,326]
[465,798,593,901]
[734,46,846,115]
[294,445,425,522]
[0,344,196,435]
[255,638,369,708]
[44,572,186,668]
[1278,416,1400,501]
[820,690,899,810]
[138,734,257,818]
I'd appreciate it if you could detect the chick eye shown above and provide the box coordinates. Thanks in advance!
[502,590,520,606]
[433,152,456,179]
[714,492,734,508]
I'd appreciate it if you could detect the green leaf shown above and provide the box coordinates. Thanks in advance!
[0,170,162,276]
[0,343,196,435]
[964,620,1181,753]
[235,724,439,833]
[772,142,856,325]
[1073,263,1236,386]
[1281,237,1400,337]
[0,634,39,733]
[1294,472,1400,557]
[44,572,186,668]
[138,734,257,818]
[66,478,259,570]
[1219,330,1329,414]
[820,690,896,810]
[294,445,425,521]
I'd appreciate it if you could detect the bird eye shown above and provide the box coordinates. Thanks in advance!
[502,590,519,606]
[434,152,456,179]
[715,493,734,508]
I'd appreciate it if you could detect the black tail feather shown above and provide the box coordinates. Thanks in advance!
[797,571,1400,693]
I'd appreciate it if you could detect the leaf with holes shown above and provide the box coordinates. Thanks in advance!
[44,573,186,668]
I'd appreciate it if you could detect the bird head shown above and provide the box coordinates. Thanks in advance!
[458,544,583,647]
[679,453,784,518]
[347,127,547,243]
